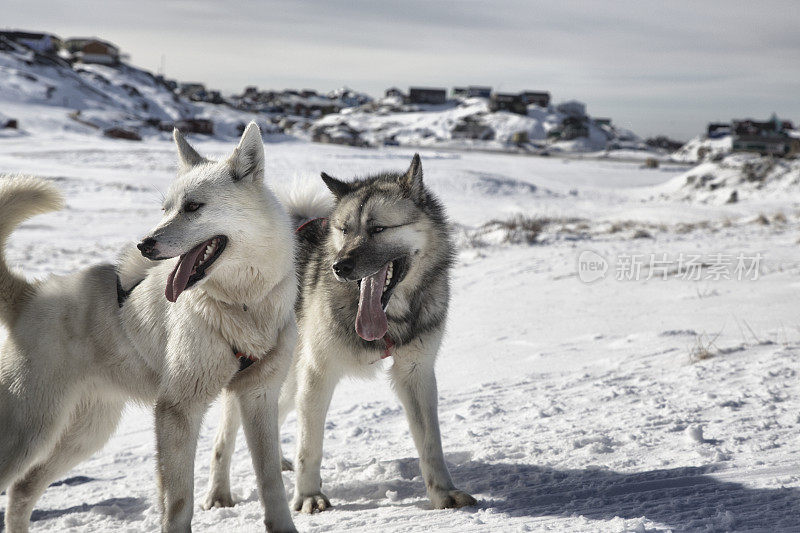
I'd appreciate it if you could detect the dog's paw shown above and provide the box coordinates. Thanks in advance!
[291,492,331,513]
[430,488,477,509]
[202,489,235,510]
[265,521,298,533]
[281,457,294,471]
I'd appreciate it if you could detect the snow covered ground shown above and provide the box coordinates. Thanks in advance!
[1,133,799,532]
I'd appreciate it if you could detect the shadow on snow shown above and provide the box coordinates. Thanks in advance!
[329,459,800,531]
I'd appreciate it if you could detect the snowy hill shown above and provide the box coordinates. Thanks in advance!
[658,153,800,205]
[1,36,652,154]
[305,97,641,153]
[0,44,272,140]
[672,135,733,163]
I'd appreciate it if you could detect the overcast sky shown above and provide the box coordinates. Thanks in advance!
[5,0,799,139]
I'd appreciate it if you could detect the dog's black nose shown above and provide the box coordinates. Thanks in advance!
[332,258,354,278]
[137,237,157,258]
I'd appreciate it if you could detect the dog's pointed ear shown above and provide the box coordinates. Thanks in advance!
[399,153,424,202]
[173,129,206,171]
[228,121,265,183]
[321,172,351,200]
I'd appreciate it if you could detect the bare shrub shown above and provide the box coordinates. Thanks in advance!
[689,332,720,363]
[474,215,588,245]
[482,215,546,244]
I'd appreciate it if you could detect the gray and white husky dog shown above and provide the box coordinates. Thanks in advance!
[0,123,298,533]
[205,154,477,513]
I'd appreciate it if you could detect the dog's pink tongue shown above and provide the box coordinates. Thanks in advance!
[165,244,205,303]
[355,263,389,341]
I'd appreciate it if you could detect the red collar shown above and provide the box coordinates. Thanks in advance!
[381,334,395,359]
[369,335,395,364]
[296,217,327,233]
[233,348,257,372]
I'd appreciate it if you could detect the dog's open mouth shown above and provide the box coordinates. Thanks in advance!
[165,235,227,302]
[355,257,407,341]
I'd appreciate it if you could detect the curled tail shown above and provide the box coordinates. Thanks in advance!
[273,179,333,229]
[0,176,64,326]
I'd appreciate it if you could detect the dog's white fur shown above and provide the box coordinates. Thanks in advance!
[0,123,298,533]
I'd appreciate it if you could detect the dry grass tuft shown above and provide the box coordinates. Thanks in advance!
[689,332,720,363]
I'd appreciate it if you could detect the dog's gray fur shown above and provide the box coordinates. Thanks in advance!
[0,123,297,533]
[205,154,476,513]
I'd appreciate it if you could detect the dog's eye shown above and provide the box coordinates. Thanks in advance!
[371,226,385,235]
[184,202,203,213]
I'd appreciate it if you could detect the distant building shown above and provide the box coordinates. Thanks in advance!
[645,136,684,152]
[707,122,730,138]
[300,89,318,98]
[384,87,406,99]
[173,119,214,135]
[328,87,372,107]
[178,83,207,101]
[65,38,121,65]
[556,100,586,118]
[489,93,527,115]
[731,115,797,157]
[519,91,550,107]
[0,30,62,54]
[467,85,492,98]
[561,116,589,140]
[452,87,468,98]
[408,87,447,105]
[155,75,178,91]
[548,116,589,141]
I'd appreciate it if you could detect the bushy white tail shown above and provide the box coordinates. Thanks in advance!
[273,178,333,228]
[0,176,64,326]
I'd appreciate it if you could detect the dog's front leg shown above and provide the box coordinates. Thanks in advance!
[203,389,240,509]
[232,324,297,532]
[237,384,297,533]
[155,399,204,533]
[390,343,477,509]
[291,350,340,513]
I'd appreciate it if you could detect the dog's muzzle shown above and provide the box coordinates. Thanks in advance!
[137,237,159,259]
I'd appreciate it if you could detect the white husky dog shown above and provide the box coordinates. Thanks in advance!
[0,123,298,533]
